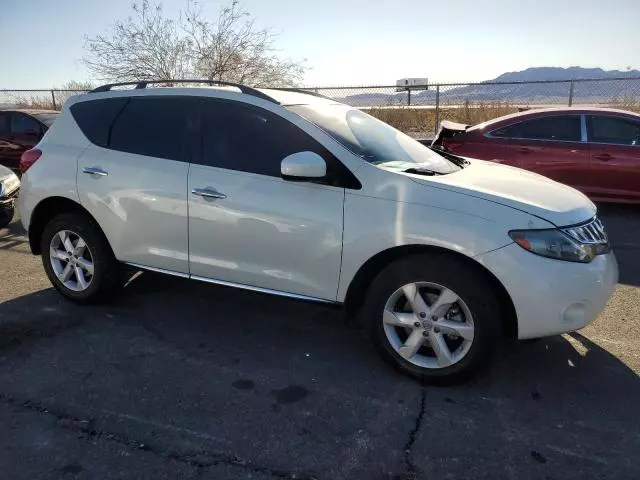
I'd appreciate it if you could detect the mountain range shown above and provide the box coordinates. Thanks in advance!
[340,67,640,107]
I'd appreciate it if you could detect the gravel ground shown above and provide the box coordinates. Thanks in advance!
[0,204,639,480]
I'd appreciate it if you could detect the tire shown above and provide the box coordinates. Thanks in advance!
[41,212,121,304]
[362,253,501,384]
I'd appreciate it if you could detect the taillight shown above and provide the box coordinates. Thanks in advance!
[20,149,42,173]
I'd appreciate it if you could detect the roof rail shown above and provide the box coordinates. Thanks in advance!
[271,87,333,100]
[89,79,279,104]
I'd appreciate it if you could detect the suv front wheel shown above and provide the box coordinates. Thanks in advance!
[363,253,501,384]
[41,212,121,303]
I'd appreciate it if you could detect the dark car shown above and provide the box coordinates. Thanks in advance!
[0,109,59,172]
[431,107,640,204]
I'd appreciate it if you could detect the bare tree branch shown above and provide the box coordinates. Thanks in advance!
[83,0,306,87]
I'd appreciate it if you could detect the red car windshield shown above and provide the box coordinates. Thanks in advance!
[33,113,59,128]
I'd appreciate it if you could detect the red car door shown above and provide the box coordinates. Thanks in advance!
[487,114,591,191]
[587,114,640,203]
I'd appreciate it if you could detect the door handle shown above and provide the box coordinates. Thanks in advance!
[594,153,612,161]
[82,166,108,176]
[191,187,227,199]
[517,147,533,154]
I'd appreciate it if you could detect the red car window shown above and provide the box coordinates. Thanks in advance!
[491,115,581,142]
[587,115,640,145]
[10,113,41,135]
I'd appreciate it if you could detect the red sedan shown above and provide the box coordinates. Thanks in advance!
[431,108,640,204]
[0,109,58,173]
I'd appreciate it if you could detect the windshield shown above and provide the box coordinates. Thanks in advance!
[33,113,59,127]
[287,104,460,174]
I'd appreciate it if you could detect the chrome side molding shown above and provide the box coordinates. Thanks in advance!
[125,262,190,278]
[125,262,336,304]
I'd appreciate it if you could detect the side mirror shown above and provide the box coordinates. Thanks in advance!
[281,151,327,181]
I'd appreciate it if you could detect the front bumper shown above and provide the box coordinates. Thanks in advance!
[0,190,18,221]
[475,243,618,339]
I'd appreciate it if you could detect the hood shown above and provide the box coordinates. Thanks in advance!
[396,158,596,227]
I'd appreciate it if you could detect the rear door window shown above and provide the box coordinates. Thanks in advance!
[587,115,640,145]
[109,96,200,161]
[491,115,581,142]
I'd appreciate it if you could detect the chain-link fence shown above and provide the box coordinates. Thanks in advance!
[296,77,640,136]
[2,77,639,136]
[0,89,89,111]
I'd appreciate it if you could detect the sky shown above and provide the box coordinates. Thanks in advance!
[1,0,639,88]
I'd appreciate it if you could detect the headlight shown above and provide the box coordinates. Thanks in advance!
[509,225,610,263]
[0,173,20,198]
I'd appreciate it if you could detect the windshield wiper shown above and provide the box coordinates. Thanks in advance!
[403,167,441,176]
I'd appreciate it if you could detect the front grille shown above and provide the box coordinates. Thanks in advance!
[562,217,608,244]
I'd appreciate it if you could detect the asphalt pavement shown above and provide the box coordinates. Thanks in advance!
[0,204,639,480]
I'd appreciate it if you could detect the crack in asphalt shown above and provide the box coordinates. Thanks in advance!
[0,393,318,480]
[397,386,427,480]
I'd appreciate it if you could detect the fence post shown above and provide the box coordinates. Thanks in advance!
[51,90,56,110]
[407,89,411,106]
[568,80,574,107]
[434,84,440,135]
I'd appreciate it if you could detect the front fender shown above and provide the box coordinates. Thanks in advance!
[337,169,553,301]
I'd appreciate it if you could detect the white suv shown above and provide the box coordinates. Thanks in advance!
[18,80,618,383]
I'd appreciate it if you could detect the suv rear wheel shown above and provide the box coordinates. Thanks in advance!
[41,212,121,303]
[363,253,501,384]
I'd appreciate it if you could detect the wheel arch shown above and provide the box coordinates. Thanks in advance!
[343,244,518,339]
[28,196,110,255]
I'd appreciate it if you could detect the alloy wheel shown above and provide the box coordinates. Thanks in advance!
[49,230,95,292]
[382,282,475,369]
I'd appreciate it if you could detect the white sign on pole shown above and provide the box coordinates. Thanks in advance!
[395,78,429,92]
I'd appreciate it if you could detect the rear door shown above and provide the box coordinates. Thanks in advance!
[74,95,199,274]
[586,114,640,202]
[488,114,591,190]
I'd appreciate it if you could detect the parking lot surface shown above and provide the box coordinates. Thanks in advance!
[1,204,639,480]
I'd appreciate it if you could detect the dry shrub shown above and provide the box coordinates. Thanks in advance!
[8,81,93,111]
[365,100,519,137]
[12,95,57,110]
[441,100,518,125]
[608,95,640,114]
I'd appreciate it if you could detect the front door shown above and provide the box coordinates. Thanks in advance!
[492,114,591,191]
[188,98,345,301]
[587,114,640,202]
[76,95,199,274]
